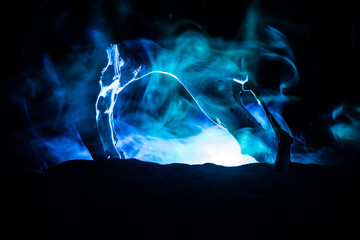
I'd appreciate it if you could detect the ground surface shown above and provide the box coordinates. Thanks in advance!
[4,159,360,239]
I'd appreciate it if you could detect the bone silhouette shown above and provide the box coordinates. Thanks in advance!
[96,40,292,169]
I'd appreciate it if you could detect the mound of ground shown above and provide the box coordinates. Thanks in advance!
[4,158,360,239]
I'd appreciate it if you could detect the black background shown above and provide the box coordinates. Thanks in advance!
[3,0,360,164]
[2,1,360,238]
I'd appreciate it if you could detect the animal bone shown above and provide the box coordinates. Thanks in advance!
[96,41,292,170]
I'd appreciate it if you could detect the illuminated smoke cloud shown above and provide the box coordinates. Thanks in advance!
[95,27,297,166]
[22,22,299,168]
[10,0,360,172]
[330,104,360,154]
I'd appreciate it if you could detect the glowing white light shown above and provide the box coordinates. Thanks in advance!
[233,77,248,85]
[117,125,257,166]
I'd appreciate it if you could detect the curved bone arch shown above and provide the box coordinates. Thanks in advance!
[96,42,292,171]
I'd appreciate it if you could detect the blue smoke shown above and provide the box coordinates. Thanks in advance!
[94,25,299,166]
[22,24,301,168]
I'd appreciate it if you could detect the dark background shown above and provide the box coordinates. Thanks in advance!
[2,1,360,239]
[3,0,360,167]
